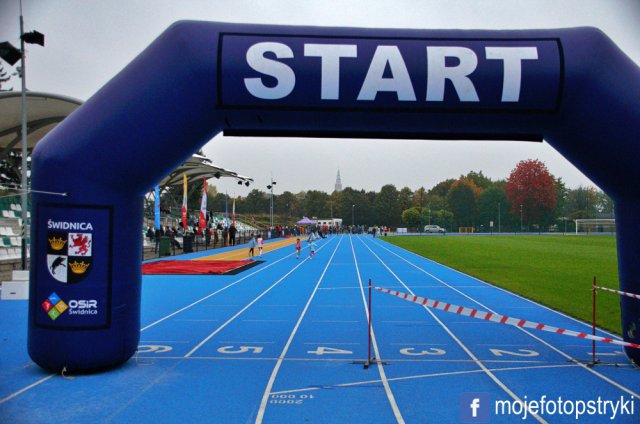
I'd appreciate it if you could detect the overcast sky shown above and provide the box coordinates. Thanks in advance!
[1,0,639,196]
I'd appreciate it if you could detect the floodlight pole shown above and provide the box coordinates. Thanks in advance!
[267,175,276,230]
[19,2,28,270]
[520,204,523,233]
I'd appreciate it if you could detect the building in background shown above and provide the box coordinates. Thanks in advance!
[334,170,342,192]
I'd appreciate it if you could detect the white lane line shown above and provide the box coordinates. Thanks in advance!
[350,235,405,424]
[138,356,549,365]
[379,239,622,338]
[254,236,344,424]
[140,249,297,332]
[372,238,640,399]
[174,319,219,322]
[262,304,298,307]
[0,374,55,405]
[357,236,547,424]
[185,237,337,358]
[185,261,309,357]
[476,344,535,347]
[316,305,357,308]
[317,286,362,290]
[0,239,335,406]
[270,363,579,395]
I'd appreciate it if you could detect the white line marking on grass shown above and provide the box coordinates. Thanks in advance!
[371,237,640,399]
[350,235,406,424]
[357,236,547,424]
[255,236,344,424]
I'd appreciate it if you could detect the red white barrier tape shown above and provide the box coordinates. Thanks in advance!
[373,286,640,350]
[595,286,640,300]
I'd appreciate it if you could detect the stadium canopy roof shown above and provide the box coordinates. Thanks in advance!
[0,91,82,161]
[156,153,253,188]
[0,91,252,187]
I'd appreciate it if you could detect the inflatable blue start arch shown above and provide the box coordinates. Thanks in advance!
[29,21,640,372]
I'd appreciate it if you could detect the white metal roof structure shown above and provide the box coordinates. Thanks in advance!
[0,91,252,187]
[156,153,253,187]
[0,91,82,160]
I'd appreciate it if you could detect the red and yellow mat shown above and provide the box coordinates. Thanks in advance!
[142,237,298,275]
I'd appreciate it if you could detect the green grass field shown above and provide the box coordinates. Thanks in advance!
[384,235,621,334]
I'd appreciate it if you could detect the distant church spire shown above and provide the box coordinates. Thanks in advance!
[334,170,342,192]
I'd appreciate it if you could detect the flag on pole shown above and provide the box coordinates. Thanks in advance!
[199,177,207,234]
[225,191,229,228]
[181,174,188,231]
[154,185,160,230]
[232,196,236,226]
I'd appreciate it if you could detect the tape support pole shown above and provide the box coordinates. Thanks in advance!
[374,286,640,350]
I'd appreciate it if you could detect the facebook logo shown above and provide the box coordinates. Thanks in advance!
[460,393,490,422]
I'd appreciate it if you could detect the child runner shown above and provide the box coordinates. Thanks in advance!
[295,237,301,259]
[248,234,257,257]
[257,234,264,257]
[309,239,316,259]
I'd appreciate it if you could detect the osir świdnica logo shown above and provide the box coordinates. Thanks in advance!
[47,231,92,283]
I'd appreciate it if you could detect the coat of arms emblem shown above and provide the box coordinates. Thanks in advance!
[46,231,93,283]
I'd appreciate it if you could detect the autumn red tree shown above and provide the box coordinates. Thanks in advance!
[505,159,557,227]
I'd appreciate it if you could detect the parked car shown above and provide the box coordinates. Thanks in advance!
[424,224,446,233]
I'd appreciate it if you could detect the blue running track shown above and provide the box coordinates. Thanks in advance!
[1,234,638,423]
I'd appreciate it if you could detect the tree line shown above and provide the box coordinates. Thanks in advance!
[162,159,613,232]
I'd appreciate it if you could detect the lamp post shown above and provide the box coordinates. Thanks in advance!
[498,201,501,233]
[520,204,523,233]
[267,178,276,229]
[19,11,28,270]
[352,204,355,227]
[0,3,45,270]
